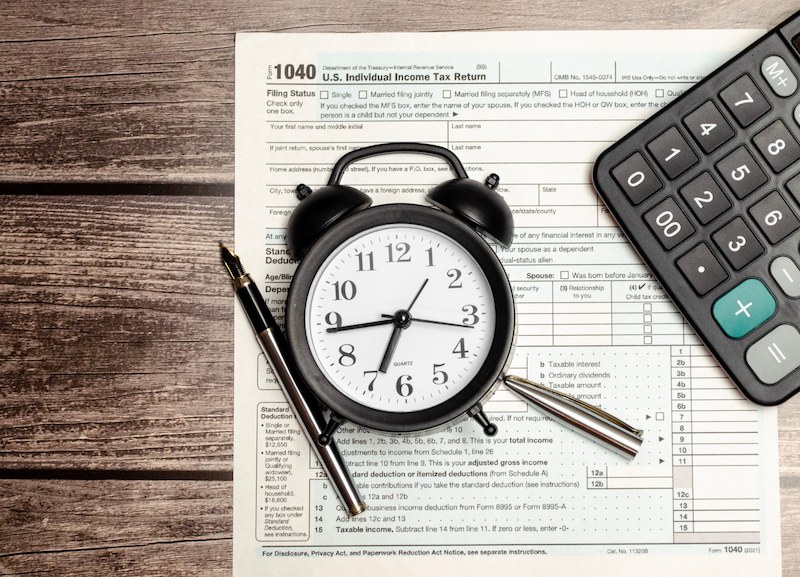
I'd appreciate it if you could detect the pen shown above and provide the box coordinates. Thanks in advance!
[220,242,366,516]
[503,375,644,459]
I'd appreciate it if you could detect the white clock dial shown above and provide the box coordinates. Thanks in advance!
[304,223,497,413]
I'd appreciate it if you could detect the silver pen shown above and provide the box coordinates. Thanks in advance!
[504,374,644,459]
[221,242,366,516]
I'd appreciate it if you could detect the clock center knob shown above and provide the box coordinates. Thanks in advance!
[392,309,413,329]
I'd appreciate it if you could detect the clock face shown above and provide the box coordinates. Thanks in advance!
[286,204,515,434]
[304,223,497,413]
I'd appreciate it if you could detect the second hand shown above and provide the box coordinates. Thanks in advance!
[380,314,474,329]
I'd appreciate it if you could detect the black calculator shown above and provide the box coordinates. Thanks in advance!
[593,9,800,405]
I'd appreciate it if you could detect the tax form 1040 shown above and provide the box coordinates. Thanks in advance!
[232,29,782,577]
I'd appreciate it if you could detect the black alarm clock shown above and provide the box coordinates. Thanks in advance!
[284,143,515,443]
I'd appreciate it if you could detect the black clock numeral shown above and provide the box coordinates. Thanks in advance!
[447,268,462,288]
[324,311,342,330]
[386,242,411,263]
[356,251,375,272]
[452,338,468,359]
[462,304,479,326]
[426,247,435,267]
[332,280,357,300]
[396,374,413,397]
[432,363,448,385]
[363,370,378,391]
[338,344,356,366]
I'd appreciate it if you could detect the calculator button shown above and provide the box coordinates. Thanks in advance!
[644,197,695,250]
[770,256,800,297]
[712,217,764,270]
[761,55,798,98]
[716,146,769,199]
[753,120,800,173]
[748,190,800,243]
[786,172,800,203]
[683,101,735,153]
[678,172,731,224]
[676,243,728,295]
[746,324,800,384]
[720,75,771,127]
[712,278,776,338]
[646,126,699,179]
[612,152,663,204]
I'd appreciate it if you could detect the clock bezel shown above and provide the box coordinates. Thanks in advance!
[285,203,515,434]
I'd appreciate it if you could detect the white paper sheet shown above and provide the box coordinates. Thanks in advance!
[233,29,782,576]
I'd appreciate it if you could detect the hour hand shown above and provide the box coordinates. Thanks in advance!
[378,325,403,373]
[326,318,394,333]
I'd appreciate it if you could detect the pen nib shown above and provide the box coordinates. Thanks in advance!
[220,241,246,280]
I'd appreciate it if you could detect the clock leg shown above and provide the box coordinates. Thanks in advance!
[467,403,498,437]
[318,412,346,445]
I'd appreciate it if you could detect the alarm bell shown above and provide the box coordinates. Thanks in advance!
[286,183,372,260]
[426,172,513,248]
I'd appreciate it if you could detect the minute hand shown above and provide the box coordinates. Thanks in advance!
[380,314,474,329]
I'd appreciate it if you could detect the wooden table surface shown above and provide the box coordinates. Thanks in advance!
[1,1,798,575]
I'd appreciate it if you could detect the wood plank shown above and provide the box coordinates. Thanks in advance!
[0,479,230,555]
[0,478,230,576]
[0,1,794,182]
[783,484,800,577]
[0,195,234,471]
[1,542,231,577]
[779,405,800,476]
